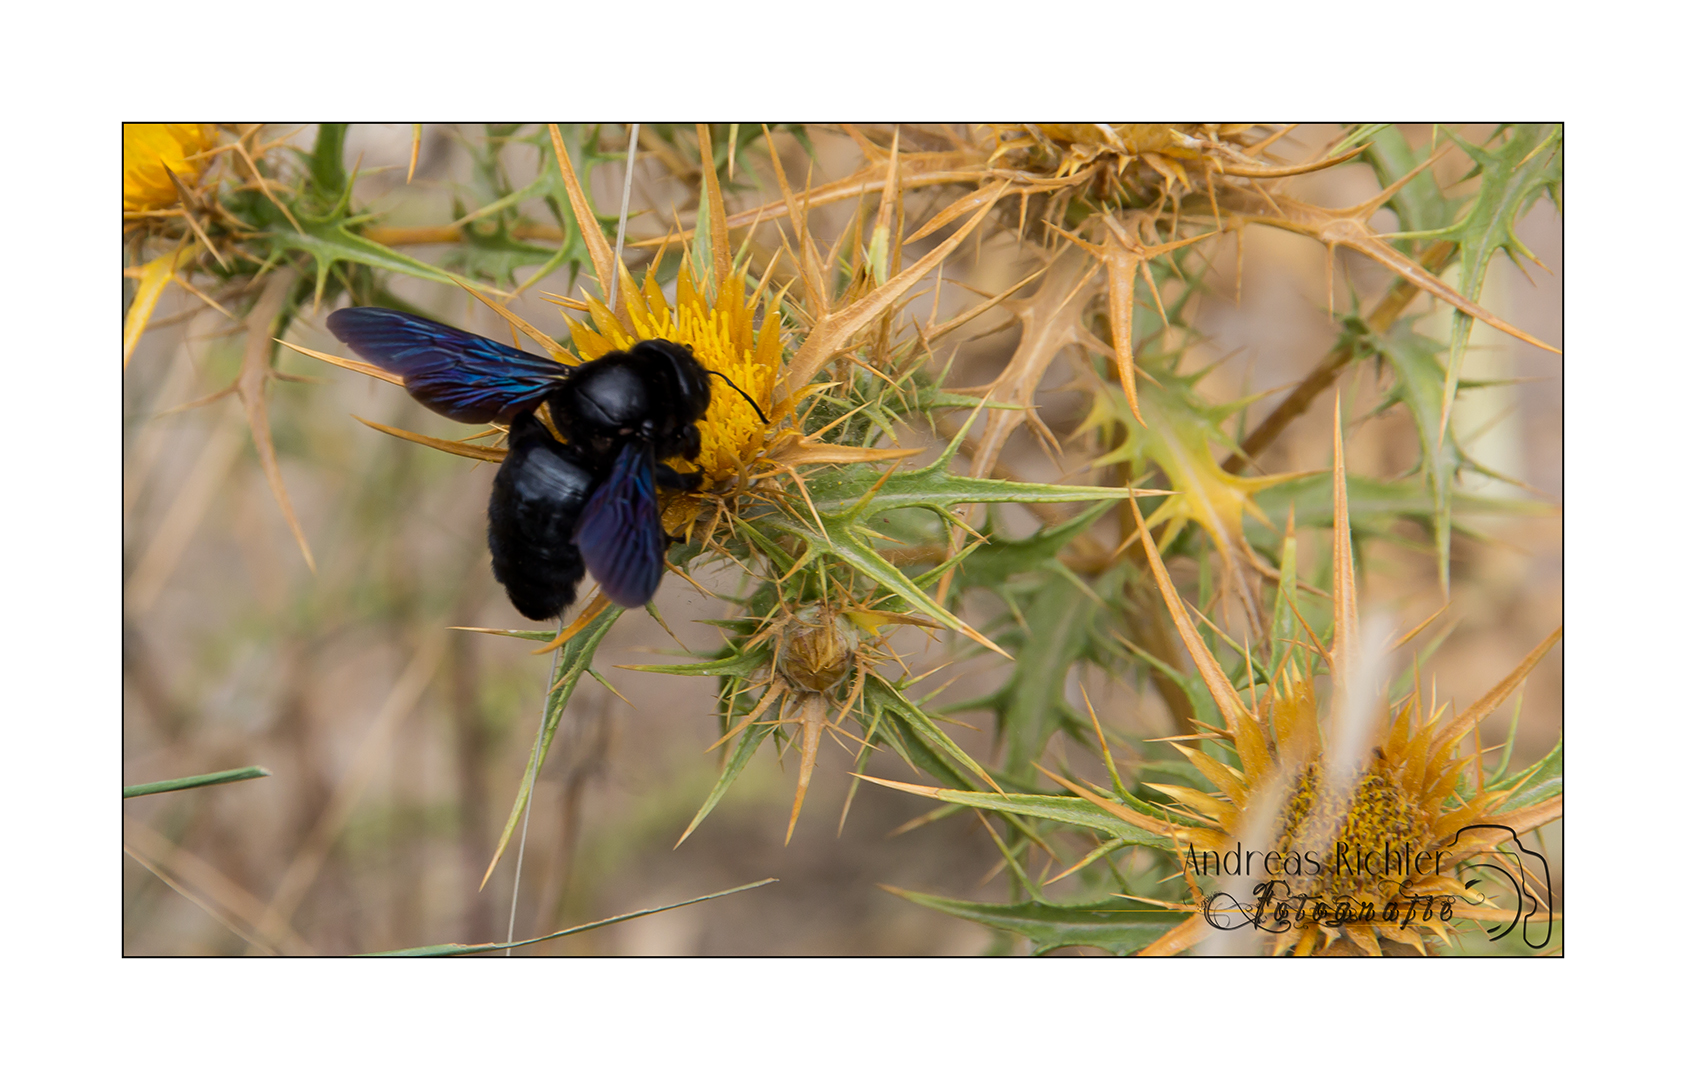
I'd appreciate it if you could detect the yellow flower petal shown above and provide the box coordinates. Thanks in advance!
[124,124,214,213]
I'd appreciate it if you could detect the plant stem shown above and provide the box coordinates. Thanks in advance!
[361,223,566,246]
[123,766,271,799]
[1222,239,1455,472]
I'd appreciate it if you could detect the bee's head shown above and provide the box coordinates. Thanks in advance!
[630,339,712,426]
[556,340,767,465]
[636,339,771,425]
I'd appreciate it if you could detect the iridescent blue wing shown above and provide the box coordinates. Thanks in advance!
[574,442,666,608]
[326,307,567,424]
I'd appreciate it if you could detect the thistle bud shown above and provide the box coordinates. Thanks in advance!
[777,605,858,693]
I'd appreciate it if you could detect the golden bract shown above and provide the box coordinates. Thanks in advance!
[123,124,215,213]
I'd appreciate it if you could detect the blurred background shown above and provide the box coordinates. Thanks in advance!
[121,124,1561,955]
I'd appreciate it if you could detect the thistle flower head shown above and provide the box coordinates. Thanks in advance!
[1158,655,1528,956]
[123,123,215,213]
[1127,403,1562,955]
[560,255,782,488]
[776,603,862,693]
[988,123,1261,203]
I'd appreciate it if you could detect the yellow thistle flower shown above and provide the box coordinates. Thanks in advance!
[1123,403,1562,956]
[1153,652,1556,956]
[123,124,215,213]
[560,255,782,489]
[530,123,925,547]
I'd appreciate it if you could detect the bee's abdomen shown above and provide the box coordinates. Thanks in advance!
[488,431,595,621]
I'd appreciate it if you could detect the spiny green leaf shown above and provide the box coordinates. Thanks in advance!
[1372,321,1463,592]
[731,517,798,576]
[1248,471,1551,549]
[279,217,461,291]
[955,501,1115,589]
[1420,125,1563,437]
[802,462,1141,517]
[761,512,997,655]
[867,690,971,792]
[1492,738,1562,815]
[911,388,1027,413]
[995,575,1094,780]
[1363,125,1457,244]
[864,782,1177,851]
[452,627,557,642]
[443,218,577,289]
[455,171,553,230]
[884,887,1187,955]
[487,606,624,875]
[1332,123,1394,156]
[1137,758,1221,790]
[864,674,997,791]
[624,647,769,678]
[677,713,777,845]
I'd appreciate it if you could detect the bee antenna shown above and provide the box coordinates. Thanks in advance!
[705,370,770,425]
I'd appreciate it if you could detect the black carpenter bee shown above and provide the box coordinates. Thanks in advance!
[325,307,765,621]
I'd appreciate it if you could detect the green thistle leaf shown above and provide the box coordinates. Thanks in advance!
[884,888,1187,956]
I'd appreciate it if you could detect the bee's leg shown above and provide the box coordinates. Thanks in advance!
[654,463,704,492]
